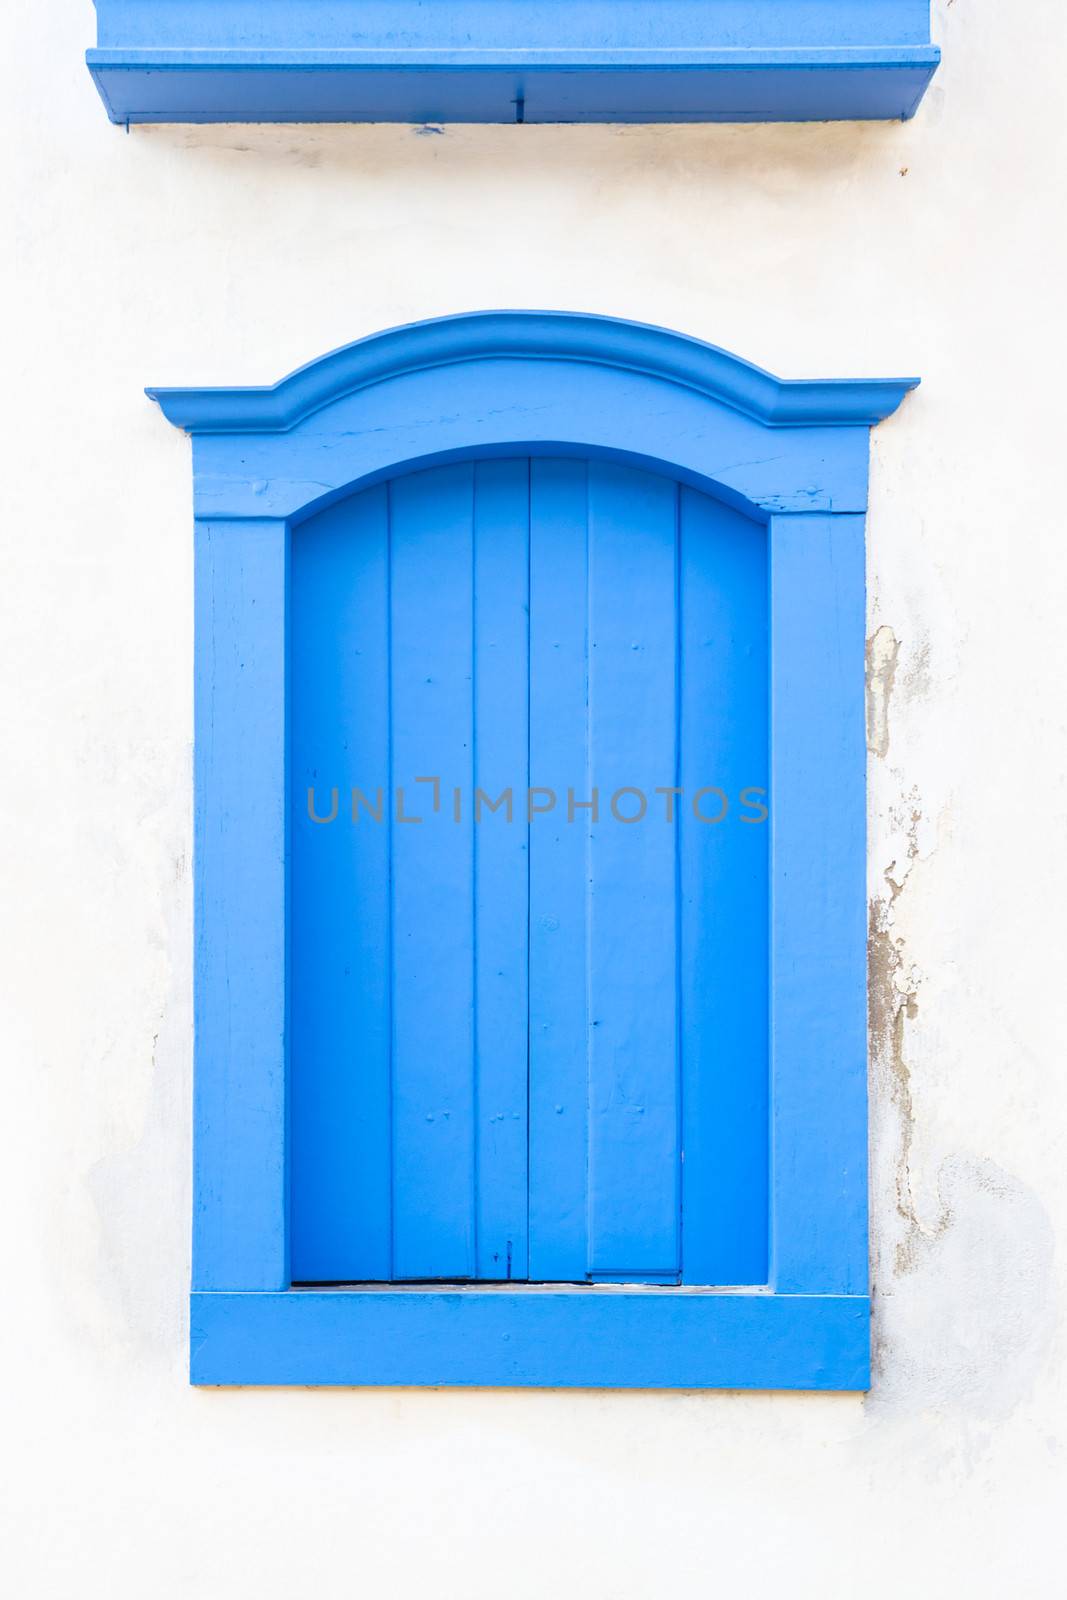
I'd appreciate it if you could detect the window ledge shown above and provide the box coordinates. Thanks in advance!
[88,3,939,125]
[190,1289,870,1389]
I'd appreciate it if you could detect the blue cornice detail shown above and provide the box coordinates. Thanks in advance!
[148,311,919,435]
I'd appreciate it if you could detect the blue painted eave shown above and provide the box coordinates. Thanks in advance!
[88,3,940,125]
[146,310,920,434]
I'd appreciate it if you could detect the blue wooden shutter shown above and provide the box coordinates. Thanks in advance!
[290,457,767,1286]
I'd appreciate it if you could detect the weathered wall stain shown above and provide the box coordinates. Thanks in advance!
[867,623,937,1275]
[867,811,947,1281]
[866,623,900,759]
[869,1155,1055,1425]
[866,624,1054,1430]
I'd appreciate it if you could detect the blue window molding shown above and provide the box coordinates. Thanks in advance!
[90,2,939,125]
[152,310,918,1389]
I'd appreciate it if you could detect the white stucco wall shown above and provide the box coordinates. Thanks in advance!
[5,3,1066,1594]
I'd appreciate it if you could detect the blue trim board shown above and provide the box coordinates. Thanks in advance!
[154,311,914,1387]
[191,1291,870,1389]
[89,3,939,124]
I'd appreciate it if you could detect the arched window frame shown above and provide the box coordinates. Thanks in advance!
[151,311,918,1389]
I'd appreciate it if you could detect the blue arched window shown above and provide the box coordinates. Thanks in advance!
[152,311,917,1388]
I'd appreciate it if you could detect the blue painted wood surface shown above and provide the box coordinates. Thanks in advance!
[159,313,911,1385]
[388,466,479,1279]
[290,455,767,1286]
[96,2,937,50]
[193,519,289,1291]
[769,513,868,1295]
[88,2,939,124]
[190,1289,870,1390]
[289,489,392,1283]
[679,491,769,1286]
[527,460,591,1282]
[472,461,532,1280]
[584,465,681,1280]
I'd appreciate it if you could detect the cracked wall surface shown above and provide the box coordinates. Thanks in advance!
[3,2,1065,1597]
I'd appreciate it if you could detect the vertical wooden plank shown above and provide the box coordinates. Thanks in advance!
[389,463,477,1279]
[289,487,391,1281]
[472,460,530,1279]
[585,462,681,1280]
[527,458,591,1281]
[769,512,867,1295]
[678,490,769,1285]
[193,517,288,1291]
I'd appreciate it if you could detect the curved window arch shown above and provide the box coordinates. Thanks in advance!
[155,312,917,1388]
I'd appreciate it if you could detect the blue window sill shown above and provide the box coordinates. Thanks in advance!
[191,1288,870,1389]
[88,3,939,125]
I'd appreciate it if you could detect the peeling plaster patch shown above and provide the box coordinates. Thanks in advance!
[866,623,900,758]
[868,794,941,1275]
[867,784,1054,1429]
